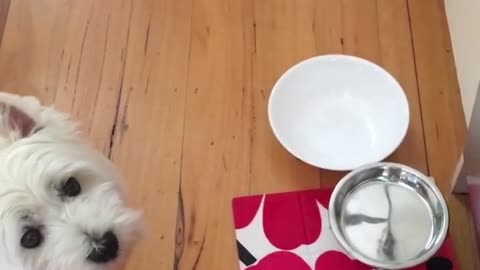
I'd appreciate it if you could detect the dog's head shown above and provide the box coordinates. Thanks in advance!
[0,93,141,270]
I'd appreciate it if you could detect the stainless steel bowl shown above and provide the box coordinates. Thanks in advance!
[329,162,449,269]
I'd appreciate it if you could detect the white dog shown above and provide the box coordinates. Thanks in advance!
[0,93,142,270]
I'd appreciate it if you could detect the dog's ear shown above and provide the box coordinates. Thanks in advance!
[0,94,40,145]
[0,93,77,143]
[0,103,37,138]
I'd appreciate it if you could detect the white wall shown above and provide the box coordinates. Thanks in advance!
[444,0,480,124]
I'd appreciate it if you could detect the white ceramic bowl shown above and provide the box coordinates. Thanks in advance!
[268,55,409,171]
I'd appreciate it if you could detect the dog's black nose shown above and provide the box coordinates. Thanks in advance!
[87,231,119,263]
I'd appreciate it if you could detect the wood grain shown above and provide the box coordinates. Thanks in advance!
[0,0,131,152]
[0,0,477,269]
[0,0,9,46]
[251,0,320,194]
[109,0,193,269]
[175,0,253,268]
[408,0,479,269]
[376,0,428,173]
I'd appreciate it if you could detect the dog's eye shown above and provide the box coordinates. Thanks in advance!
[62,177,81,197]
[21,227,43,249]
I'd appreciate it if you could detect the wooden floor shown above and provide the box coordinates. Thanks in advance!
[0,0,477,269]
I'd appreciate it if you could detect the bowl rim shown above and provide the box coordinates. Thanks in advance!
[267,54,410,171]
[328,162,450,269]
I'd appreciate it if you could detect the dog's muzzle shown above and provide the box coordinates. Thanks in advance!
[86,231,119,263]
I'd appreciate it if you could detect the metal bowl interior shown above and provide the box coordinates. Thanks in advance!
[329,163,449,269]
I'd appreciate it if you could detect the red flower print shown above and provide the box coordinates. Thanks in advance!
[246,251,311,270]
[233,189,458,270]
[263,189,331,250]
[233,195,263,229]
[315,251,371,270]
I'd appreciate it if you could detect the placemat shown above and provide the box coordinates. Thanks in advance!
[232,188,457,270]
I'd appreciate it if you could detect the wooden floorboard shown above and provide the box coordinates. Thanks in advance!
[376,0,429,173]
[252,0,320,193]
[0,0,477,269]
[0,0,9,46]
[0,0,130,152]
[174,0,253,268]
[408,0,479,269]
[109,0,193,269]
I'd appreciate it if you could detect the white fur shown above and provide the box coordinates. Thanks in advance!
[0,93,142,270]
